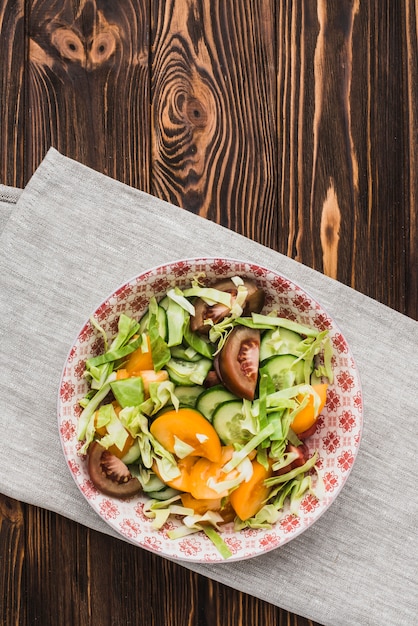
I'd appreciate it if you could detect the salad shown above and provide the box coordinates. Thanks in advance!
[77,275,333,558]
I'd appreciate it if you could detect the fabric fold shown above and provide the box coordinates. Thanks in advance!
[0,148,416,626]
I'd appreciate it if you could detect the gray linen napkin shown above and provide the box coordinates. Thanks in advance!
[1,149,417,626]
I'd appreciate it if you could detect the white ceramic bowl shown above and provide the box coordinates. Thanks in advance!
[58,258,363,562]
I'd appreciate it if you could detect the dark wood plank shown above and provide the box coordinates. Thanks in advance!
[0,497,25,626]
[26,0,150,190]
[401,0,418,319]
[0,0,26,187]
[150,0,278,245]
[18,506,317,626]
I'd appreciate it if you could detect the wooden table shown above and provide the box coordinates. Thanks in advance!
[1,1,417,625]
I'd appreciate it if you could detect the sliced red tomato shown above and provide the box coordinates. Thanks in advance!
[217,326,260,400]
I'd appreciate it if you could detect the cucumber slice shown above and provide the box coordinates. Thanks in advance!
[260,327,304,361]
[260,354,306,391]
[139,305,168,340]
[165,357,212,386]
[121,440,141,464]
[147,486,181,501]
[174,385,203,407]
[212,399,252,445]
[196,385,239,423]
[170,345,202,362]
[141,473,167,493]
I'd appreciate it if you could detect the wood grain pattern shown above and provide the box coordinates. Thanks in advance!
[1,0,417,625]
[27,0,150,190]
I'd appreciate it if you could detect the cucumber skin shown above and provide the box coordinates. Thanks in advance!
[212,399,250,445]
[196,385,239,422]
[259,327,303,361]
[260,354,307,391]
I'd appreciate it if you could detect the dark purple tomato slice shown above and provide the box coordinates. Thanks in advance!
[190,278,265,335]
[88,441,142,498]
[217,326,260,400]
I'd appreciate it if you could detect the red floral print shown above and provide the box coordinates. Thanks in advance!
[313,313,332,330]
[353,391,363,411]
[130,294,149,313]
[172,261,192,276]
[67,345,77,362]
[68,459,81,476]
[280,514,300,534]
[326,389,341,412]
[134,502,148,522]
[301,493,320,513]
[272,276,291,293]
[80,479,98,499]
[74,359,86,380]
[259,533,280,548]
[323,471,339,492]
[225,536,242,554]
[95,302,112,322]
[333,333,348,354]
[60,419,76,441]
[210,259,232,274]
[336,370,355,392]
[120,518,141,538]
[100,499,119,520]
[337,450,355,472]
[179,537,202,557]
[293,294,311,312]
[152,277,170,293]
[322,430,340,453]
[79,323,94,342]
[143,536,162,551]
[60,380,75,402]
[339,410,356,432]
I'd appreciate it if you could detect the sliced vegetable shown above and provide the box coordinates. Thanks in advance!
[79,274,334,558]
[229,459,273,520]
[260,354,306,391]
[110,376,145,408]
[291,384,328,435]
[259,327,304,361]
[195,385,239,422]
[217,326,260,400]
[153,455,198,492]
[124,335,154,374]
[189,446,238,499]
[149,408,222,463]
[165,356,212,386]
[88,441,142,498]
[190,278,264,334]
[212,399,253,445]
